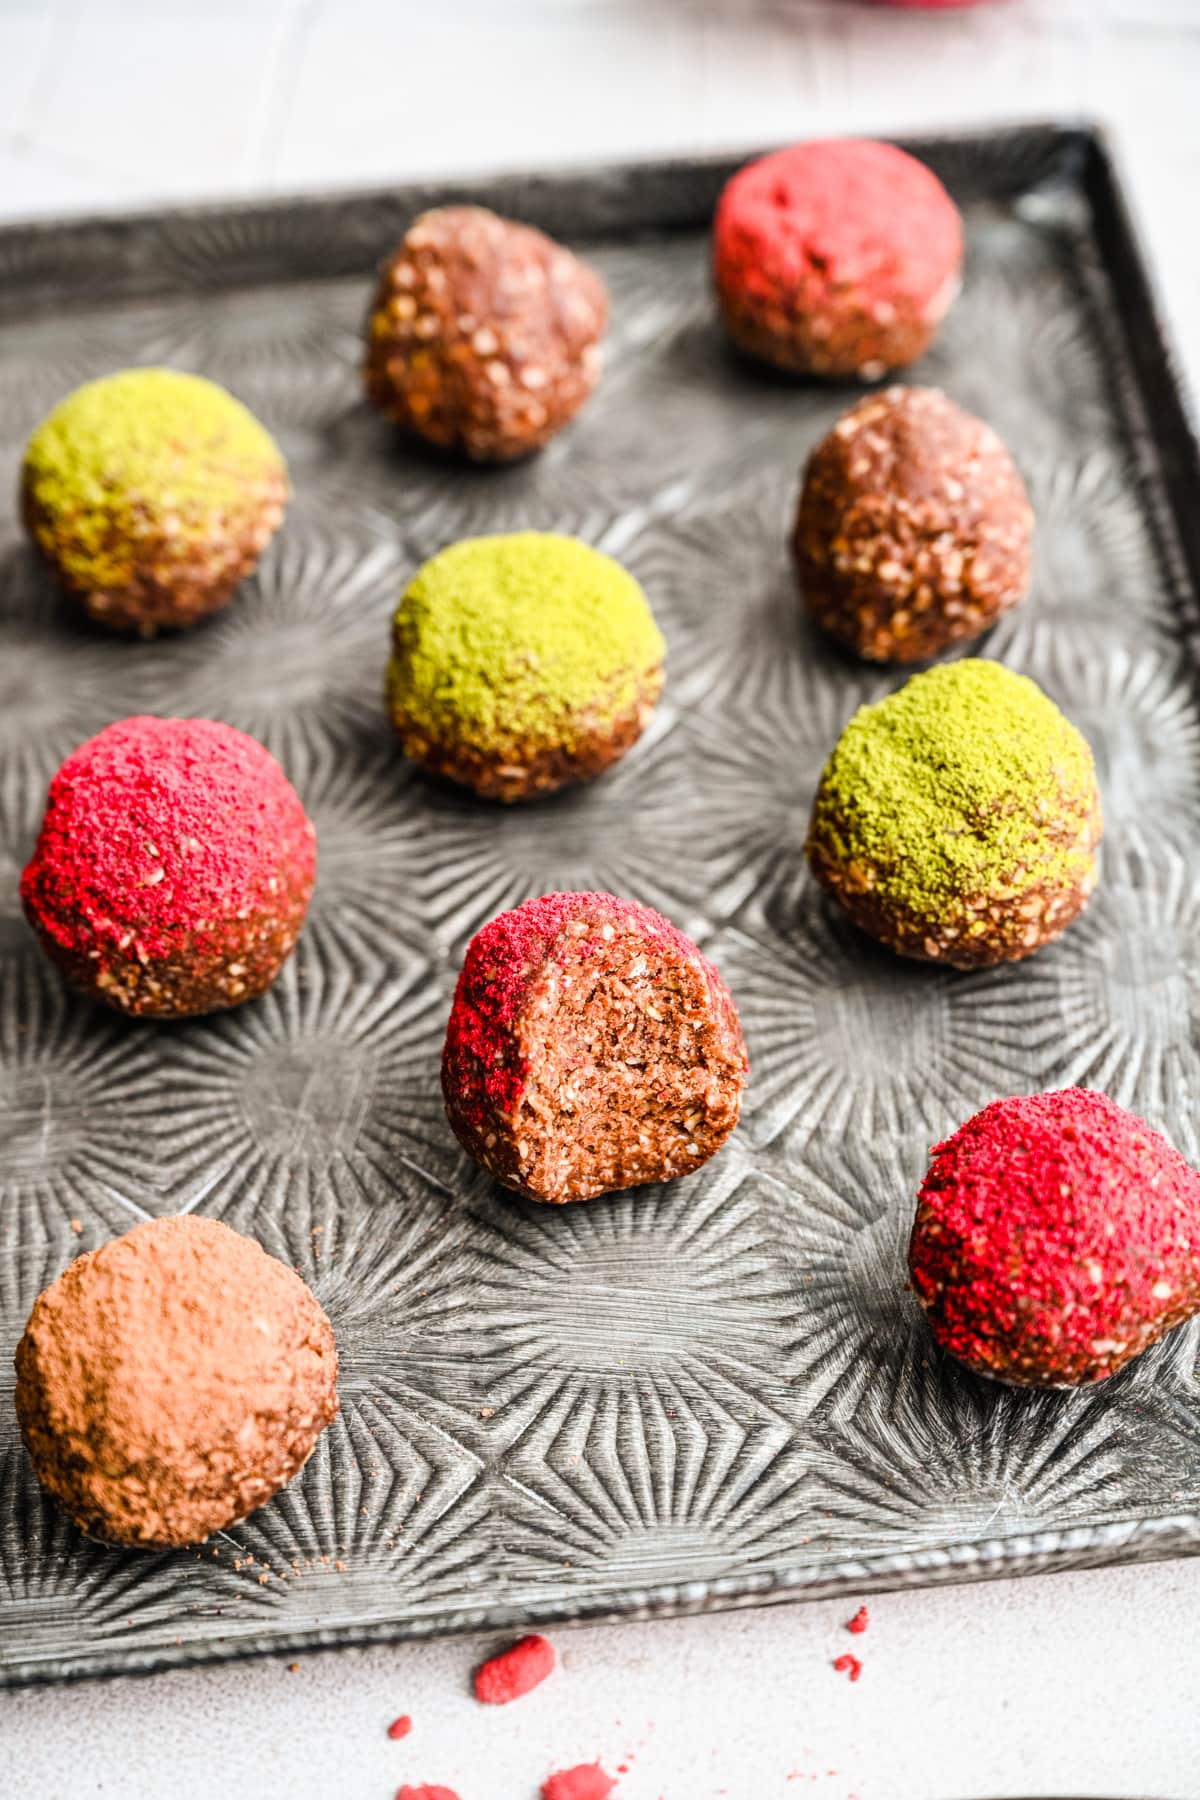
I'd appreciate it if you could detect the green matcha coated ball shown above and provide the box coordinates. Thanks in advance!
[386,531,666,802]
[22,368,289,635]
[806,658,1102,968]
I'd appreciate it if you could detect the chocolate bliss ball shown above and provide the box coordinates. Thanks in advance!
[807,660,1101,968]
[387,532,664,803]
[21,716,316,1018]
[713,139,962,379]
[15,1215,339,1547]
[443,892,748,1204]
[910,1090,1200,1387]
[22,369,288,635]
[794,387,1033,662]
[364,206,608,462]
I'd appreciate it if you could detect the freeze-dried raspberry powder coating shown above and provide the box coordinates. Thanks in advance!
[473,1633,556,1704]
[388,1716,413,1740]
[443,892,748,1203]
[833,1654,863,1682]
[714,139,962,376]
[542,1765,617,1800]
[910,1088,1200,1385]
[396,1788,460,1800]
[21,715,315,1016]
[846,1606,870,1634]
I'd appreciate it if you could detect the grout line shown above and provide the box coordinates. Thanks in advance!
[10,0,84,148]
[240,0,323,187]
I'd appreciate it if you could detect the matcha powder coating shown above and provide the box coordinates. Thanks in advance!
[808,659,1101,931]
[23,368,287,595]
[388,532,665,759]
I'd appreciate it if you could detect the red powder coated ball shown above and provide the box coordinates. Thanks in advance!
[21,716,315,1019]
[910,1088,1200,1386]
[443,892,748,1204]
[542,1765,617,1800]
[713,138,962,377]
[473,1632,556,1704]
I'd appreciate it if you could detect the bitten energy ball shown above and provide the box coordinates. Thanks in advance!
[713,139,963,378]
[364,205,608,462]
[22,368,288,634]
[21,716,316,1017]
[794,387,1033,662]
[442,892,748,1204]
[806,660,1101,968]
[387,532,665,802]
[910,1089,1200,1386]
[15,1215,338,1546]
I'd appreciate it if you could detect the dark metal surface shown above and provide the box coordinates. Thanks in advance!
[2,124,1200,1688]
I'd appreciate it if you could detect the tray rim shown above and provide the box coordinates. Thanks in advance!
[0,117,1099,263]
[3,116,1200,1690]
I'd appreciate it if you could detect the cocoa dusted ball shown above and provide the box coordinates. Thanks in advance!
[806,660,1101,968]
[442,892,748,1204]
[363,205,608,462]
[794,387,1033,662]
[21,716,316,1018]
[21,369,288,635]
[713,139,962,379]
[15,1215,339,1548]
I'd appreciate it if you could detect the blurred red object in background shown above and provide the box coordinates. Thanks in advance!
[867,1,994,9]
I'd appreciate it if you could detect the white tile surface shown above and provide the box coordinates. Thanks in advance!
[1,3,1199,1795]
[6,1555,1200,1798]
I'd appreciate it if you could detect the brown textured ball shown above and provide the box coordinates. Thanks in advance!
[794,387,1033,663]
[443,892,748,1204]
[363,205,608,462]
[15,1215,339,1548]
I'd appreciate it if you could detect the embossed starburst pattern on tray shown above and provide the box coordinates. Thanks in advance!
[2,126,1200,1685]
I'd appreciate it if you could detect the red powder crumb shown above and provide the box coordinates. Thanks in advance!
[541,1764,616,1800]
[473,1633,556,1704]
[395,1788,459,1800]
[845,1607,869,1635]
[388,1715,413,1740]
[833,1654,862,1683]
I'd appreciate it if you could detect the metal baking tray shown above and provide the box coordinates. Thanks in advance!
[2,122,1200,1687]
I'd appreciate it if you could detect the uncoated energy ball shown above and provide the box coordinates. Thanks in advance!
[794,387,1033,663]
[363,205,608,461]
